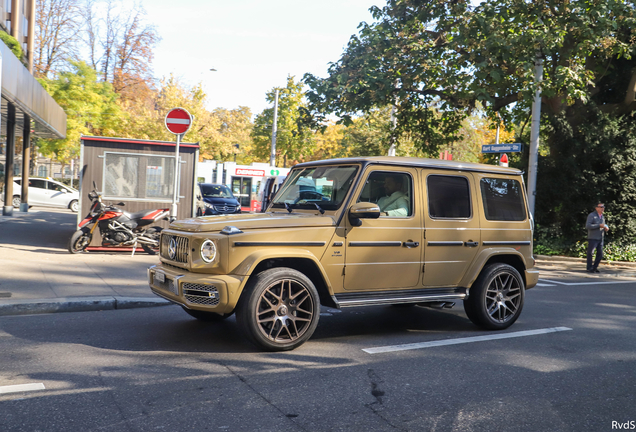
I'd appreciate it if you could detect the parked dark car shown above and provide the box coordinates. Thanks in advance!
[195,183,242,216]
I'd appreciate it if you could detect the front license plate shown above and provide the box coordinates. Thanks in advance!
[155,271,165,283]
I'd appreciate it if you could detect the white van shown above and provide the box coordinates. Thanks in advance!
[257,175,287,212]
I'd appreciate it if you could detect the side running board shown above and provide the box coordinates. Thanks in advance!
[333,288,467,308]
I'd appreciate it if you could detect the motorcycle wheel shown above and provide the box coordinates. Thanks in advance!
[68,229,92,254]
[142,226,163,255]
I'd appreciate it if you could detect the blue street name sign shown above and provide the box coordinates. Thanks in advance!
[481,143,523,153]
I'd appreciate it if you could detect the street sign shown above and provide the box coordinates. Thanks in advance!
[165,108,192,135]
[481,143,523,153]
[499,153,509,167]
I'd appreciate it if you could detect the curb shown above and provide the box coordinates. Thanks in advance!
[535,254,636,268]
[0,296,172,317]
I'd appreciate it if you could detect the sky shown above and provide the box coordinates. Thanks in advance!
[144,0,382,117]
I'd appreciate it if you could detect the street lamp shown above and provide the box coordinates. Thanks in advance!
[233,144,239,162]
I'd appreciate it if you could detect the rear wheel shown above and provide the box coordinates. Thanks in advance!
[12,195,20,208]
[236,267,320,351]
[69,200,79,213]
[464,263,525,330]
[68,229,92,254]
[182,306,233,322]
[141,226,162,255]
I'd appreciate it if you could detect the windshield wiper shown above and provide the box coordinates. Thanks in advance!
[285,202,293,213]
[313,202,325,214]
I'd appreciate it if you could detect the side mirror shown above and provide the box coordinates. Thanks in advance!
[348,202,381,226]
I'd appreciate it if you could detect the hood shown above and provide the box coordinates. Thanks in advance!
[202,197,240,206]
[170,212,337,232]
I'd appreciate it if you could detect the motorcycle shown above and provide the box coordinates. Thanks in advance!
[68,182,170,255]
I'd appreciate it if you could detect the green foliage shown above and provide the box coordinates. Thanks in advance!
[303,0,636,154]
[252,76,314,167]
[37,61,124,165]
[0,31,24,61]
[572,240,636,263]
[535,107,636,244]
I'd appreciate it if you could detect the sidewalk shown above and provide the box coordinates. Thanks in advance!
[0,208,171,316]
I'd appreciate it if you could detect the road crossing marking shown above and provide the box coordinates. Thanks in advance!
[362,327,573,354]
[0,383,45,394]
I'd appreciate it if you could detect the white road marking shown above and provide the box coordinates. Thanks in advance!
[0,383,45,394]
[536,283,556,286]
[362,327,573,354]
[540,279,636,286]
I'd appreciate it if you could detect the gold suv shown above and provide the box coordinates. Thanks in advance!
[148,157,538,351]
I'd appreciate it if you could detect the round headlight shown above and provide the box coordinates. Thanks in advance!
[200,240,217,263]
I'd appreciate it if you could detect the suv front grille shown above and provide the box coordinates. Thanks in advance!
[161,234,190,264]
[183,283,220,306]
[215,205,237,213]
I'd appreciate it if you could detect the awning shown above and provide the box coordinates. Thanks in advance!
[0,41,66,139]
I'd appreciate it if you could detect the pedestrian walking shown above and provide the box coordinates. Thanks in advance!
[586,202,610,273]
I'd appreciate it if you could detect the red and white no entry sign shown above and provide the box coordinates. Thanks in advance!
[165,108,192,135]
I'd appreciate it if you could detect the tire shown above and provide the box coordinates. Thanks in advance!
[69,200,79,213]
[68,229,92,254]
[236,267,320,351]
[141,226,162,255]
[12,195,20,208]
[182,306,233,322]
[464,263,525,330]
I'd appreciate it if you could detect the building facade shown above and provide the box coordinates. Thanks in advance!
[0,0,67,215]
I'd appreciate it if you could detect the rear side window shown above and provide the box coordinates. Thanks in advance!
[427,175,471,219]
[480,178,526,221]
[29,179,46,189]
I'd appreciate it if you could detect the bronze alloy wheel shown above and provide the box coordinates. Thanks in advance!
[237,267,320,351]
[485,271,522,324]
[464,263,525,330]
[256,278,314,343]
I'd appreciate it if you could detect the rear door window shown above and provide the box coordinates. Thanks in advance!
[480,178,526,221]
[29,179,47,189]
[427,175,471,219]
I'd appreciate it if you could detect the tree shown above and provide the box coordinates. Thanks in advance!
[252,76,314,167]
[304,0,636,153]
[34,0,82,78]
[37,61,123,168]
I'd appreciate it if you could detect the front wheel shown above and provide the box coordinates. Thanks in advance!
[68,229,92,254]
[464,263,525,330]
[141,226,162,255]
[12,195,20,208]
[236,267,320,351]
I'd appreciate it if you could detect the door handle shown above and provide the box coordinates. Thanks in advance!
[404,241,420,248]
[464,241,479,247]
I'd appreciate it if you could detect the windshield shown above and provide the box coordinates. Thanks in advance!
[271,165,359,211]
[200,184,234,199]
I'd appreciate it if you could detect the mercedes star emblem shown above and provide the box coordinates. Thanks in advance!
[168,237,177,260]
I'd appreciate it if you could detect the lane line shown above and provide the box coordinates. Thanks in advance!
[540,279,636,286]
[0,383,45,394]
[362,327,573,354]
[536,283,556,287]
[538,279,570,285]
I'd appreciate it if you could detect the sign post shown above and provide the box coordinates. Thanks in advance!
[165,108,192,221]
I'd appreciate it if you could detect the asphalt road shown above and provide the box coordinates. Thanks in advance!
[1,275,635,431]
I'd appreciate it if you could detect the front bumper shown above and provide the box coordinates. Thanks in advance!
[148,264,244,314]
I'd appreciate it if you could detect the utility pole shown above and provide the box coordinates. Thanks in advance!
[270,89,280,167]
[527,53,543,218]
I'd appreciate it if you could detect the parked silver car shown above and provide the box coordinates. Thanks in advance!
[11,178,80,212]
